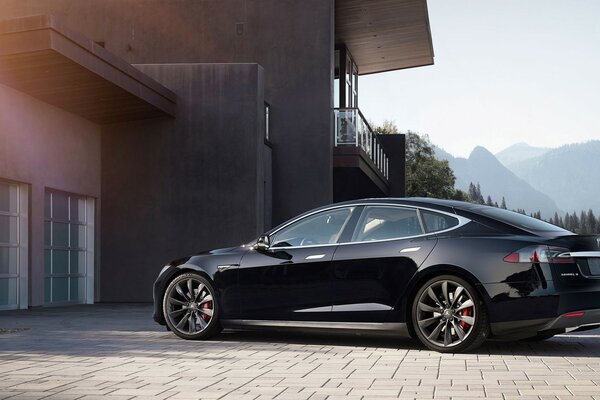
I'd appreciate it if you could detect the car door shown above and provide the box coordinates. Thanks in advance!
[236,206,358,321]
[330,205,440,323]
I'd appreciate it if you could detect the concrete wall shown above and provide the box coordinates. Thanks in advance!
[0,0,335,225]
[0,84,101,307]
[100,64,265,302]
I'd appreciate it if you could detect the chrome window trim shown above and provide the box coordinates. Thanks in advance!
[261,203,471,250]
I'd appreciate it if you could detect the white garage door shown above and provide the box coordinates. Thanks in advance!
[44,189,94,305]
[0,180,28,310]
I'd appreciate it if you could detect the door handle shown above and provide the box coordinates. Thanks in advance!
[399,247,421,253]
[305,254,326,260]
[217,264,239,271]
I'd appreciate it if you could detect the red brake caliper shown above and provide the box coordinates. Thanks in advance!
[201,301,212,321]
[460,307,472,331]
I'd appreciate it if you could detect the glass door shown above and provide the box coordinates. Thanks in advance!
[44,189,94,305]
[0,180,27,310]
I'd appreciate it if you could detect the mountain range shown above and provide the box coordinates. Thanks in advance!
[434,140,600,217]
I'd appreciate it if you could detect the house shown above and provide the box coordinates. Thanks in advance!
[0,0,434,308]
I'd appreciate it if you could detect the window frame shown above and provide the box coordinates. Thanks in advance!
[420,209,461,234]
[269,206,356,249]
[350,205,425,243]
[265,203,469,249]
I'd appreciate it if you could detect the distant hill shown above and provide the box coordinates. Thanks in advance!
[434,146,562,217]
[505,141,600,215]
[495,142,551,167]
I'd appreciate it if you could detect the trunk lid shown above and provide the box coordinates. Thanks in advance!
[552,235,600,277]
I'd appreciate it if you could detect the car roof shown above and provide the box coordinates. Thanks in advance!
[330,197,466,213]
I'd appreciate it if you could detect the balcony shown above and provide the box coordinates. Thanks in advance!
[333,108,390,201]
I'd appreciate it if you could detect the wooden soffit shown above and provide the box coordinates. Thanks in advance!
[0,15,176,124]
[336,0,434,75]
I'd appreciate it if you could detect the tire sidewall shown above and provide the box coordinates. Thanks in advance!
[162,272,221,340]
[411,274,487,353]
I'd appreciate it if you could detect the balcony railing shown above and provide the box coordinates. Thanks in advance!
[334,108,389,180]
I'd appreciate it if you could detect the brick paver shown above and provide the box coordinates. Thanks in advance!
[1,304,600,399]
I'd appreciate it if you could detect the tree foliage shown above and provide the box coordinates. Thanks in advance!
[372,122,467,200]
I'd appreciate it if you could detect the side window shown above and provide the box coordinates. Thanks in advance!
[271,207,354,248]
[421,210,459,233]
[352,206,423,242]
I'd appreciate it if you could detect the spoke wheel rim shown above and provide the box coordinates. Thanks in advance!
[416,280,476,348]
[166,277,214,335]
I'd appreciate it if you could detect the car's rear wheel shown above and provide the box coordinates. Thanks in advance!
[412,275,488,353]
[163,273,222,340]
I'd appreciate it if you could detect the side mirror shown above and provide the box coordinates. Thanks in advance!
[256,234,271,251]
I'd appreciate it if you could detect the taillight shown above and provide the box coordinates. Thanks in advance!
[503,245,574,264]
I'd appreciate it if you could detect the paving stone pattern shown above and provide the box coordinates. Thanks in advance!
[1,304,600,399]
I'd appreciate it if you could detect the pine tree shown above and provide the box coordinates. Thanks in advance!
[486,195,494,206]
[476,183,484,204]
[580,210,589,234]
[572,212,580,233]
[588,209,597,234]
[500,197,507,209]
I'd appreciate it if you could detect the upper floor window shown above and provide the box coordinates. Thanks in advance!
[264,103,270,141]
[334,46,358,108]
[271,207,354,248]
[352,206,423,242]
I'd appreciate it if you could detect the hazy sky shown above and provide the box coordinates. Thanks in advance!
[359,0,600,158]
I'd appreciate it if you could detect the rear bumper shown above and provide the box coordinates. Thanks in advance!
[482,281,600,337]
[543,308,600,331]
[490,308,600,337]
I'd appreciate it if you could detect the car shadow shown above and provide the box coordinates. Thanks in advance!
[216,329,600,357]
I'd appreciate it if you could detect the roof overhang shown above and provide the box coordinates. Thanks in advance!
[335,0,434,75]
[0,15,176,124]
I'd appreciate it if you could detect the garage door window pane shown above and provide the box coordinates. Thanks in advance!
[70,251,86,274]
[0,215,17,244]
[53,223,69,248]
[51,277,68,303]
[70,198,86,223]
[52,250,69,275]
[52,191,69,221]
[0,183,17,213]
[70,225,85,249]
[70,277,85,302]
[0,278,17,306]
[0,247,18,275]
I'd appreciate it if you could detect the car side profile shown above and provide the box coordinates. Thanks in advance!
[153,198,600,352]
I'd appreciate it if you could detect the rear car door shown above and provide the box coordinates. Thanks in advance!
[330,206,452,323]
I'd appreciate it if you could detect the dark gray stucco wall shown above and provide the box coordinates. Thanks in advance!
[0,84,101,307]
[100,64,265,302]
[0,0,335,225]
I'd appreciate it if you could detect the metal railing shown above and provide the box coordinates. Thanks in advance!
[334,108,389,180]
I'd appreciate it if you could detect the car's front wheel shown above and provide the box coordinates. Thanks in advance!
[412,275,489,353]
[163,272,222,340]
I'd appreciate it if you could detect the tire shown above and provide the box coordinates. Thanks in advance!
[411,275,489,353]
[162,272,222,340]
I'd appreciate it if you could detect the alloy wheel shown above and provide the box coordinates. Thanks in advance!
[165,276,214,335]
[415,279,476,348]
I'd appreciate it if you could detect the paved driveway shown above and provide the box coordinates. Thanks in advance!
[1,304,599,400]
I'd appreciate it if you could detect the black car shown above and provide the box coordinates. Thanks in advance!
[153,198,600,352]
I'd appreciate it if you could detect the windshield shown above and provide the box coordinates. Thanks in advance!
[472,206,573,236]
